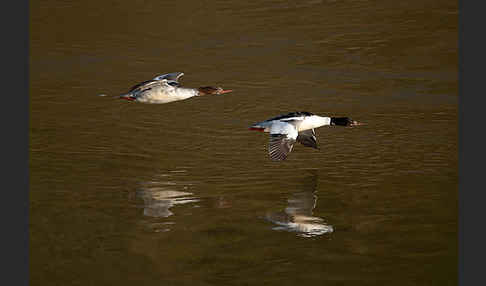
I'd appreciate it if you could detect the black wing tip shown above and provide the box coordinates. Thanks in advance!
[308,144,319,150]
[269,148,289,161]
[172,72,184,80]
[153,72,185,82]
[270,156,287,161]
[296,129,319,149]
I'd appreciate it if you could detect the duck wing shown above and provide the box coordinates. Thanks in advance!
[153,72,184,87]
[268,121,299,161]
[125,79,174,98]
[296,129,318,149]
[269,134,296,161]
[128,72,183,92]
[128,79,159,92]
[266,111,315,122]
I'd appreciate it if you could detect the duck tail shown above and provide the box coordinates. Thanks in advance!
[249,123,265,132]
[97,93,136,101]
[118,93,135,100]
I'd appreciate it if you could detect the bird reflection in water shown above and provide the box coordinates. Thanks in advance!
[135,170,199,232]
[265,171,333,237]
[137,188,199,218]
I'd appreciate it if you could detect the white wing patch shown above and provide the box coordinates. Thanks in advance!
[269,121,298,139]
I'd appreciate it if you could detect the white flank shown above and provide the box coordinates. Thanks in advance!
[137,86,198,104]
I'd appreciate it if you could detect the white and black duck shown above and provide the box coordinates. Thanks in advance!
[249,111,360,161]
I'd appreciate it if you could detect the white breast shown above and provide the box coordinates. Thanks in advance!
[298,115,331,131]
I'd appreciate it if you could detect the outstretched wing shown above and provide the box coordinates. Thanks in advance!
[127,72,183,93]
[296,129,318,149]
[269,134,296,161]
[128,79,159,92]
[126,79,173,98]
[127,72,182,93]
[266,111,314,122]
[153,72,184,87]
[267,121,299,161]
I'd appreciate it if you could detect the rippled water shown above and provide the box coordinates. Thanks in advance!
[30,0,457,285]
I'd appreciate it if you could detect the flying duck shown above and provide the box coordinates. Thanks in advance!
[119,72,232,104]
[249,111,360,161]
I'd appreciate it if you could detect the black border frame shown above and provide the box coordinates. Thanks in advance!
[458,0,485,285]
[4,1,29,285]
[8,0,478,285]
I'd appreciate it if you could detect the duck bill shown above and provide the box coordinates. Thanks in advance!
[248,127,264,132]
[219,89,233,94]
[350,121,364,126]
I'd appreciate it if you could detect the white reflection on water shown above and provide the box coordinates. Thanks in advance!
[137,189,199,218]
[265,172,333,237]
[136,170,199,221]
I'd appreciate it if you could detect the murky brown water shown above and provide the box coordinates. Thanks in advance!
[30,0,458,285]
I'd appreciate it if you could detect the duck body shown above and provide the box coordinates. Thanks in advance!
[119,72,232,104]
[249,111,357,161]
[251,112,331,133]
[122,80,199,104]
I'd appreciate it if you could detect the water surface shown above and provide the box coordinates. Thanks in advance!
[30,0,458,285]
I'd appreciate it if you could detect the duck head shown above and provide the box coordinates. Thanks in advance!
[330,117,362,126]
[197,86,233,96]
